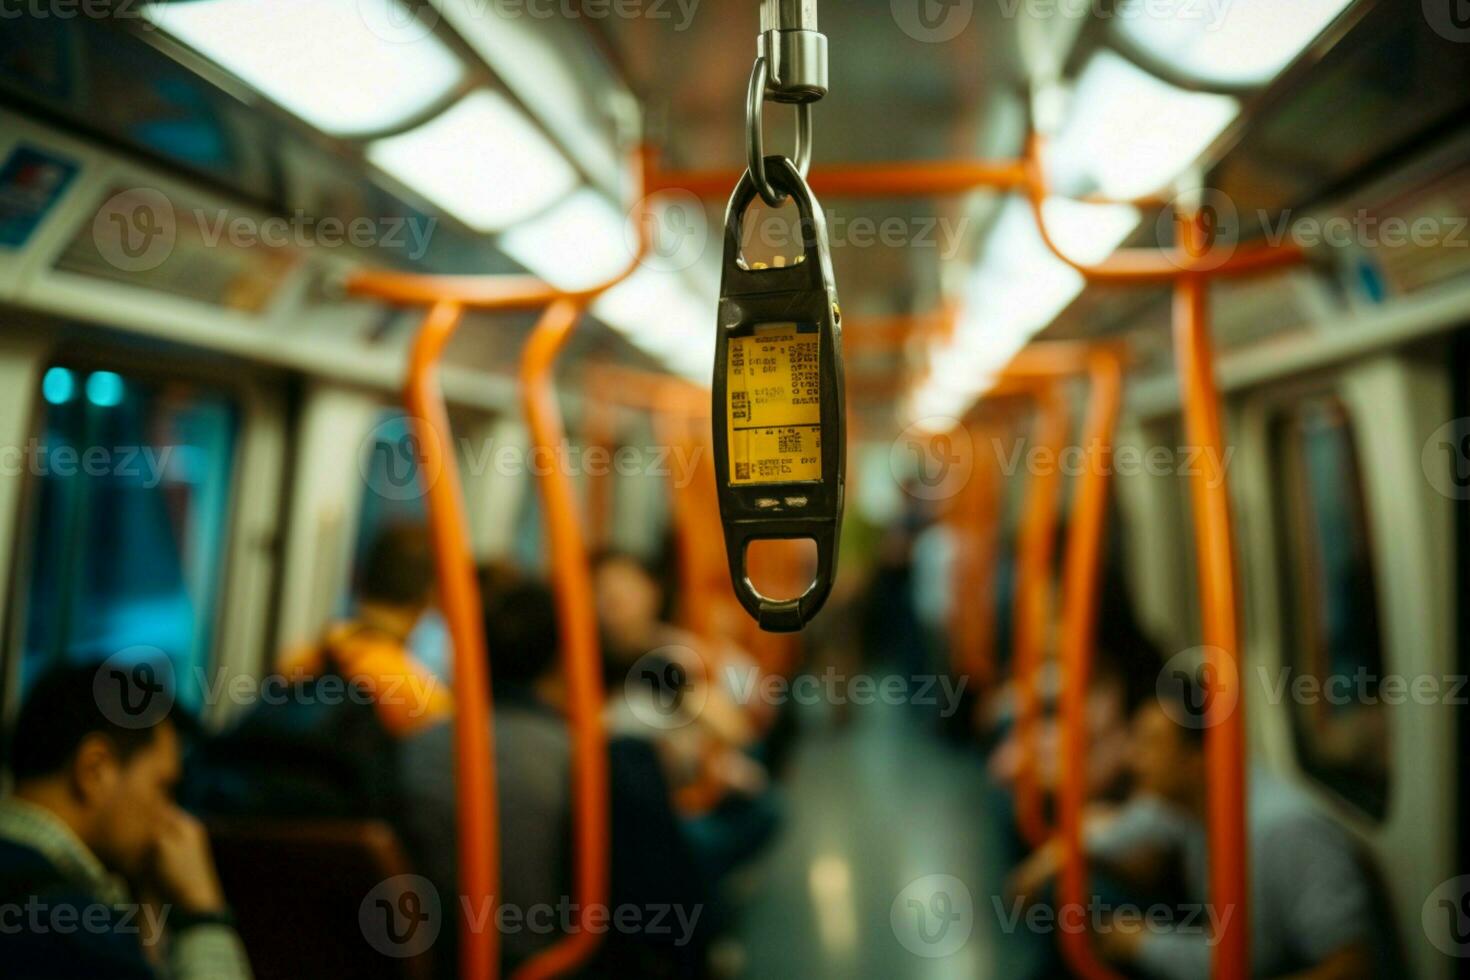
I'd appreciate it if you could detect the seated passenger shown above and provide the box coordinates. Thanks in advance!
[595,551,780,883]
[1010,659,1380,979]
[189,524,450,820]
[397,575,712,975]
[0,664,252,980]
[594,550,766,800]
[280,522,451,737]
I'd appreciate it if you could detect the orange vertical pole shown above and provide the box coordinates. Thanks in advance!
[1012,382,1069,849]
[512,299,611,980]
[1056,349,1126,980]
[404,299,499,980]
[585,378,618,553]
[1174,212,1249,979]
[947,418,1000,692]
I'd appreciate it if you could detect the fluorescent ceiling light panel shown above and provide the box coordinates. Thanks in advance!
[919,193,1136,422]
[498,188,629,291]
[433,0,625,188]
[1114,0,1354,87]
[592,266,714,380]
[145,0,464,136]
[1049,50,1238,200]
[368,90,579,232]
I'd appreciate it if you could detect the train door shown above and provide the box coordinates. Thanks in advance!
[1235,347,1457,980]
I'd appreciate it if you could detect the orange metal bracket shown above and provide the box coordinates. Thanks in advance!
[404,298,499,980]
[1055,348,1127,980]
[512,298,612,980]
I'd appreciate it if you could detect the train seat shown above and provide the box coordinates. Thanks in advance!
[207,818,434,980]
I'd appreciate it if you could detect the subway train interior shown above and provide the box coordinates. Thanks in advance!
[0,1,1467,978]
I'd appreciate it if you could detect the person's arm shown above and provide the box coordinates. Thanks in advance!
[1102,924,1211,980]
[1280,943,1375,980]
[153,808,253,980]
[1007,804,1168,904]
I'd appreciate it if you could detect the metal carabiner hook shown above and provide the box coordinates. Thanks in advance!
[746,56,813,208]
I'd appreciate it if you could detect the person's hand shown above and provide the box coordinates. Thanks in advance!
[1095,911,1148,964]
[1005,840,1060,906]
[153,806,226,914]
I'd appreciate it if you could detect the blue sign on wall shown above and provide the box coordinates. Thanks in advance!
[0,144,80,249]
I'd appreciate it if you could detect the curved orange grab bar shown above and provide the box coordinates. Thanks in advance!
[1010,380,1070,850]
[645,154,1029,200]
[512,298,612,980]
[1173,213,1249,979]
[404,299,500,980]
[347,147,653,312]
[1021,135,1303,284]
[1056,348,1127,980]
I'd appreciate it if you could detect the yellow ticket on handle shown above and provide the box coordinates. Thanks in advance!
[726,322,822,485]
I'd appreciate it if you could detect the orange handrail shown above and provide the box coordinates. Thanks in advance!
[347,146,652,312]
[583,373,620,553]
[645,154,1029,199]
[368,148,653,980]
[1055,348,1127,980]
[1009,379,1070,850]
[404,298,500,980]
[946,416,1001,692]
[1021,136,1303,285]
[1174,211,1249,978]
[512,298,612,979]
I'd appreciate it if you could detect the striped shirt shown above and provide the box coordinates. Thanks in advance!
[0,797,253,980]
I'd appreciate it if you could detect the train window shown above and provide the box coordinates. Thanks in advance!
[1270,394,1389,819]
[18,365,240,713]
[351,412,429,585]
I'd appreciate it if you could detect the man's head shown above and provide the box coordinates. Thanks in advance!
[483,577,561,691]
[8,663,183,878]
[358,522,435,616]
[593,551,667,656]
[1128,673,1208,810]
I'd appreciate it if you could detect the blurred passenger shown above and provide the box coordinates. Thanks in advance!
[595,551,764,795]
[280,522,451,737]
[398,574,712,976]
[189,524,450,821]
[1009,660,1380,979]
[594,551,779,882]
[0,664,252,980]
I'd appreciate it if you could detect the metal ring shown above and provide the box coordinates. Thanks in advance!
[746,56,814,208]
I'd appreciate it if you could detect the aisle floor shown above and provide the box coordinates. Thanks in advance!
[733,695,1004,979]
